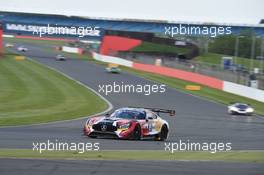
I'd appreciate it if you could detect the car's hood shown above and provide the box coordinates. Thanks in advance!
[90,116,135,125]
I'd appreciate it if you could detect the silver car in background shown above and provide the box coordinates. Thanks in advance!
[228,103,254,115]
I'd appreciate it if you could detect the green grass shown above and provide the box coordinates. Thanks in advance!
[194,53,264,70]
[121,66,264,115]
[131,41,189,55]
[0,149,263,163]
[0,55,108,126]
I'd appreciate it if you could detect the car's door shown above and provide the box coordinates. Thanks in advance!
[145,111,159,135]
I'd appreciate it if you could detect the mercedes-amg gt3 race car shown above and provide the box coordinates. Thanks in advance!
[83,107,175,141]
[228,103,254,115]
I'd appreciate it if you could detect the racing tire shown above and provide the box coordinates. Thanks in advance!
[155,125,168,141]
[132,124,141,140]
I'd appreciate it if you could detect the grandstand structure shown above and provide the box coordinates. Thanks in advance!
[0,11,264,40]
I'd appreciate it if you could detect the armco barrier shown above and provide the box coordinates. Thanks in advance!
[3,34,14,38]
[223,81,264,102]
[62,46,84,54]
[93,52,133,67]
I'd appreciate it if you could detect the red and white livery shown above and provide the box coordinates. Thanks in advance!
[83,107,175,141]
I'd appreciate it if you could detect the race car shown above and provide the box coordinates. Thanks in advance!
[17,46,28,52]
[106,63,121,73]
[83,107,175,141]
[228,103,254,115]
[55,54,66,61]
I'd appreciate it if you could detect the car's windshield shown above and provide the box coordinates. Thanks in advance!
[110,109,145,120]
[236,104,248,109]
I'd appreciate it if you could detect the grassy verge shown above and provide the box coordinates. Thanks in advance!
[132,41,189,55]
[0,55,108,126]
[0,149,263,163]
[194,53,263,70]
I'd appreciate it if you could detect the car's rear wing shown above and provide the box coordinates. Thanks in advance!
[130,107,175,116]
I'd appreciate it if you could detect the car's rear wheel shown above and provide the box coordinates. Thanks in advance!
[132,124,141,140]
[155,125,168,141]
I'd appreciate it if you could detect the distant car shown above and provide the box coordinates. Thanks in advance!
[5,43,14,48]
[228,103,254,115]
[17,46,28,52]
[106,63,121,73]
[55,54,66,61]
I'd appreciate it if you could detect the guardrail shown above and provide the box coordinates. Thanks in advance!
[62,46,84,54]
[223,81,264,102]
[93,52,133,67]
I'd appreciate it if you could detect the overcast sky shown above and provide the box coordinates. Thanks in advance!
[0,0,263,24]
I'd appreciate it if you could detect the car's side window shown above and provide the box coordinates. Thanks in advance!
[147,112,157,119]
[151,112,158,119]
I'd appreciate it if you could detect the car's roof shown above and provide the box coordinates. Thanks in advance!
[117,107,146,113]
[233,103,248,106]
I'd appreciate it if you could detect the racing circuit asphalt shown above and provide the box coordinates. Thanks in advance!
[0,41,264,174]
[1,158,264,175]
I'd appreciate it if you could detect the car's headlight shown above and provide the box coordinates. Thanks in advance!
[119,123,131,129]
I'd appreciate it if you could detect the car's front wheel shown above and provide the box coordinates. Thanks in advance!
[132,124,141,140]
